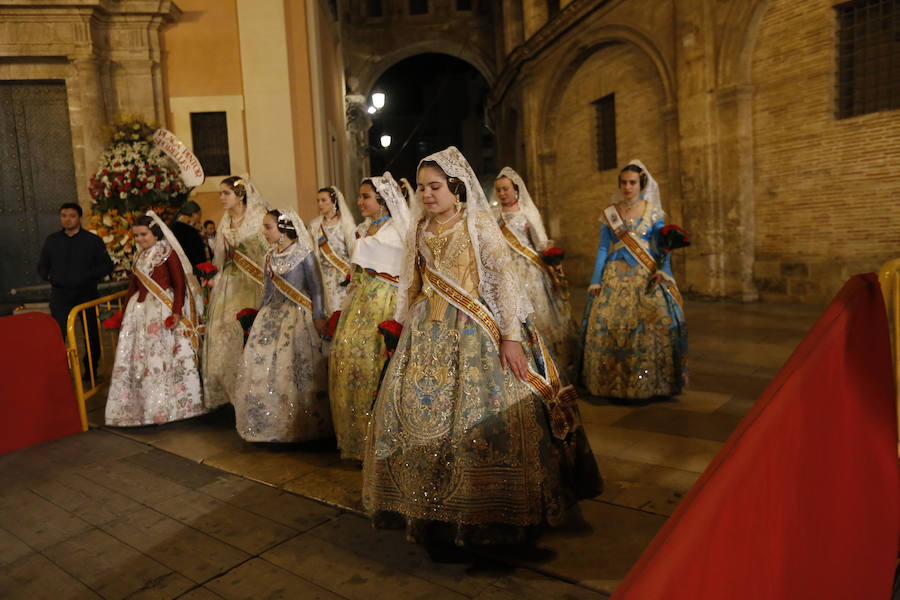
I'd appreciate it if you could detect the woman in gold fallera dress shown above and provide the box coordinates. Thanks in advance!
[580,160,688,399]
[362,147,601,546]
[202,176,269,408]
[308,186,357,316]
[493,167,576,371]
[328,173,410,461]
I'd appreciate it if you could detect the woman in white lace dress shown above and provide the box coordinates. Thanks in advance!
[308,186,357,315]
[233,210,331,442]
[105,213,205,426]
[493,167,575,372]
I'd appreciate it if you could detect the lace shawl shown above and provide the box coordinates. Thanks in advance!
[396,146,532,335]
[491,166,550,252]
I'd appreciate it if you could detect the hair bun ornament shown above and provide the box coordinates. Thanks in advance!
[276,212,297,232]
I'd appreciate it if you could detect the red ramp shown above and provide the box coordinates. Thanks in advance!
[613,273,900,600]
[0,313,82,453]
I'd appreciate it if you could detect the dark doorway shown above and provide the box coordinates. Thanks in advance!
[367,53,495,184]
[0,81,79,304]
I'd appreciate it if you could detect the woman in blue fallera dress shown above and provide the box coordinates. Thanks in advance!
[580,160,687,400]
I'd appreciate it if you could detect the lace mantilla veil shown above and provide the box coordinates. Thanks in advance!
[609,159,664,225]
[309,186,358,256]
[491,166,551,252]
[212,179,269,272]
[145,210,204,324]
[396,146,533,334]
[366,172,410,236]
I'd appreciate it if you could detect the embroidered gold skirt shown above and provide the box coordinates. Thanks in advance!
[362,298,600,542]
[328,271,398,460]
[581,259,688,399]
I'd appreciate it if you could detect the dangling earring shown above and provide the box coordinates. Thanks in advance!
[454,194,461,208]
[278,233,285,245]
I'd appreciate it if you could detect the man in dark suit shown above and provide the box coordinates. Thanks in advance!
[169,200,207,267]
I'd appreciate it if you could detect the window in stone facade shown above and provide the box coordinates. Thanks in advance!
[456,0,472,10]
[190,112,230,177]
[592,94,617,172]
[367,0,382,18]
[835,0,900,118]
[410,0,428,15]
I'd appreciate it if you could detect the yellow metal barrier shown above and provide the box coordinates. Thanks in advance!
[66,290,127,431]
[877,258,900,454]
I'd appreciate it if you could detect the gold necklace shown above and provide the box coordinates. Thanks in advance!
[434,206,460,234]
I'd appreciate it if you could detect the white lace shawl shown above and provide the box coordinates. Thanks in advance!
[144,212,204,321]
[491,166,550,252]
[277,209,314,265]
[395,146,533,336]
[307,185,357,256]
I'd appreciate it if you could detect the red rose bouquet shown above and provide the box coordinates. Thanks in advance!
[164,315,176,329]
[540,247,570,300]
[647,224,691,293]
[372,319,404,410]
[323,310,342,341]
[377,319,403,358]
[339,272,351,287]
[102,312,124,330]
[194,262,218,320]
[236,308,259,346]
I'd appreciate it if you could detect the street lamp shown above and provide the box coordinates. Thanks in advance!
[380,134,392,149]
[372,92,386,110]
[367,105,376,115]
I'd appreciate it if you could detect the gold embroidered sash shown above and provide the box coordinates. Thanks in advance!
[603,205,684,309]
[134,268,204,350]
[318,224,351,277]
[498,218,546,272]
[418,254,578,440]
[233,248,264,287]
[268,262,313,312]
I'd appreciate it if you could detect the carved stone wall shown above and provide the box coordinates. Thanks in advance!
[0,1,181,209]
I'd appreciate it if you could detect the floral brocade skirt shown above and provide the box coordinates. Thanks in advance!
[233,297,332,442]
[328,271,398,460]
[581,259,688,399]
[362,298,601,544]
[105,294,205,426]
[202,262,263,408]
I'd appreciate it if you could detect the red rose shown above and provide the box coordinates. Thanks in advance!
[236,308,258,320]
[378,319,403,356]
[165,315,176,328]
[325,310,342,340]
[102,312,123,330]
[541,246,565,267]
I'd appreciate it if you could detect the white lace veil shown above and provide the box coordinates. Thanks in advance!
[492,166,550,252]
[212,177,269,271]
[399,177,416,206]
[367,172,410,237]
[309,186,357,255]
[278,209,314,262]
[610,159,664,219]
[146,210,204,324]
[396,146,532,332]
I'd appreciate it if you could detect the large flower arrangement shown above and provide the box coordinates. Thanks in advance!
[88,116,188,213]
[85,116,189,279]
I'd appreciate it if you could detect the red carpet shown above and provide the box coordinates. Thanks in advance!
[612,273,900,599]
[0,313,82,453]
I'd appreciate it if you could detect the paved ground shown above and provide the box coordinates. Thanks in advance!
[0,299,824,599]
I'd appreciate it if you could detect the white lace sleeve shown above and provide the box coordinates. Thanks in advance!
[472,210,532,339]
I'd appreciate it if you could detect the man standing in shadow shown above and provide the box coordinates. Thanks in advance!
[169,200,207,268]
[38,203,113,376]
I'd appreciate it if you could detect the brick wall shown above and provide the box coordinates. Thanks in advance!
[751,0,900,302]
[543,42,670,286]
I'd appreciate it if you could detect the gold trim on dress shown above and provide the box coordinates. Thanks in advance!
[233,248,265,287]
[319,223,352,277]
[133,268,204,349]
[267,258,313,312]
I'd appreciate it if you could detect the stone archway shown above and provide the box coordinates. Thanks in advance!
[355,39,497,98]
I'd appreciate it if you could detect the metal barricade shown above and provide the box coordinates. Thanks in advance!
[877,258,900,454]
[66,290,127,430]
